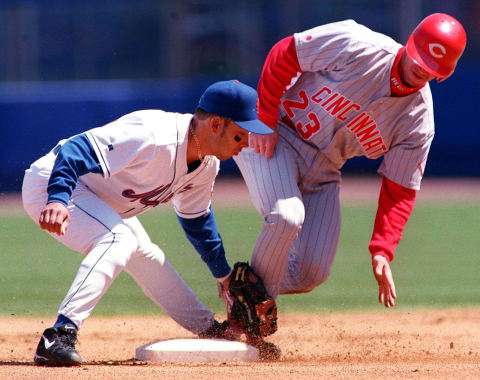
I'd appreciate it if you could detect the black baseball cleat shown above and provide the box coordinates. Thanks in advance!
[34,325,82,366]
[198,320,230,339]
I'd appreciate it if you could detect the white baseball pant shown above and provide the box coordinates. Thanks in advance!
[22,165,214,334]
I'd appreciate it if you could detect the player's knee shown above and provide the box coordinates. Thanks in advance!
[283,270,331,295]
[135,242,166,265]
[109,224,138,255]
[303,269,331,291]
[265,197,305,236]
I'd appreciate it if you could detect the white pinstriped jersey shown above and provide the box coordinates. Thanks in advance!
[75,110,219,218]
[23,109,222,333]
[280,20,434,190]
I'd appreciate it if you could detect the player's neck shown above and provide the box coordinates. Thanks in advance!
[187,119,205,165]
[390,47,425,97]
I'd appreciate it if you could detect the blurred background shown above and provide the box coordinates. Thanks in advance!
[1,0,479,319]
[1,0,479,192]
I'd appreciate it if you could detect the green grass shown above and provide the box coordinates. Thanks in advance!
[1,201,479,319]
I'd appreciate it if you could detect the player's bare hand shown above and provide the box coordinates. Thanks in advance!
[372,254,397,308]
[249,129,279,158]
[39,202,70,236]
[217,270,231,290]
[217,271,234,312]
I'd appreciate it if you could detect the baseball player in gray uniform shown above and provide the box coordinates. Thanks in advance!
[233,14,466,311]
[22,80,272,366]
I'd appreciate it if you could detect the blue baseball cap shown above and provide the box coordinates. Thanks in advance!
[198,80,273,135]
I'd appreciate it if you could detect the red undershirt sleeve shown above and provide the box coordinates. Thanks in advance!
[257,35,302,128]
[369,176,416,262]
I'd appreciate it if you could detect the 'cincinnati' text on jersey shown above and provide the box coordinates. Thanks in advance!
[282,86,388,159]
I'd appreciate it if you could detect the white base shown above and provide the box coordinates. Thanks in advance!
[135,338,259,363]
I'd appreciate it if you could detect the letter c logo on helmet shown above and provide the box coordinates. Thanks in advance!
[406,13,467,81]
[428,43,446,59]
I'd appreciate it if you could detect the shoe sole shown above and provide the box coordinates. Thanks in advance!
[34,354,82,367]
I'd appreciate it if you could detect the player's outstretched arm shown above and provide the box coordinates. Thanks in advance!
[371,254,396,308]
[368,176,415,308]
[39,202,70,236]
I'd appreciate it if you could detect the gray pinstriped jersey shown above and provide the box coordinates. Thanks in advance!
[280,20,434,190]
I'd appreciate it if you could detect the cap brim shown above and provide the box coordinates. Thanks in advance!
[235,119,274,134]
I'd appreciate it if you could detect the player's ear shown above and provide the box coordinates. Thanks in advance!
[209,116,223,135]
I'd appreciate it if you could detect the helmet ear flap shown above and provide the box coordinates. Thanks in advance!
[436,72,452,83]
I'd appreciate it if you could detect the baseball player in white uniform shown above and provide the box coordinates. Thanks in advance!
[22,80,272,366]
[233,14,466,310]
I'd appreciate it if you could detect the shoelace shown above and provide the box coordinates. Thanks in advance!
[58,330,79,349]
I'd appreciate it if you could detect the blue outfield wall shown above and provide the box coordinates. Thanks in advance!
[1,67,479,192]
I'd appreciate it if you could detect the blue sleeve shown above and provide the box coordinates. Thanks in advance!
[47,134,102,206]
[177,208,231,279]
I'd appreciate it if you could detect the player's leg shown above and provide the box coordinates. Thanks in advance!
[233,142,304,299]
[23,174,140,365]
[279,182,341,294]
[122,216,216,335]
[23,181,142,321]
[23,175,216,332]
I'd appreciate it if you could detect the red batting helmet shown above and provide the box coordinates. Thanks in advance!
[406,13,467,81]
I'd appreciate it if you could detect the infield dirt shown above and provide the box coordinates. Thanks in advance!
[1,309,479,379]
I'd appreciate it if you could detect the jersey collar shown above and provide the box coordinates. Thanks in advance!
[390,47,425,97]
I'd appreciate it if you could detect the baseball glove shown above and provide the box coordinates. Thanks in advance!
[226,262,277,337]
